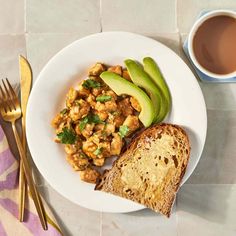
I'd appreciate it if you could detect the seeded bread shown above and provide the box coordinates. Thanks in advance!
[95,123,190,217]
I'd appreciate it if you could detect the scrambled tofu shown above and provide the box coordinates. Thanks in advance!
[52,63,142,184]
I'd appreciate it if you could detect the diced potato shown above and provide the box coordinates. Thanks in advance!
[94,123,105,132]
[113,114,125,127]
[123,115,140,133]
[92,87,103,96]
[66,155,89,171]
[96,110,108,121]
[69,106,81,121]
[93,158,105,166]
[88,63,106,76]
[95,101,117,113]
[78,84,90,97]
[51,114,63,128]
[104,123,115,136]
[99,141,111,158]
[108,65,123,75]
[64,144,77,155]
[82,140,97,159]
[81,123,95,139]
[79,168,100,183]
[130,97,141,112]
[122,70,132,81]
[66,88,78,107]
[95,102,106,112]
[118,98,134,116]
[110,133,122,155]
[69,99,90,121]
[106,90,117,101]
[86,94,96,109]
[104,101,117,112]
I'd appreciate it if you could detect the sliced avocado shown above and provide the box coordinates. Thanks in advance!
[100,71,155,127]
[143,57,171,112]
[124,59,166,123]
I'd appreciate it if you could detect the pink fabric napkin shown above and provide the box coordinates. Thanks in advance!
[0,126,63,236]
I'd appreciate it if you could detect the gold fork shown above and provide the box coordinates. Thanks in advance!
[0,78,48,230]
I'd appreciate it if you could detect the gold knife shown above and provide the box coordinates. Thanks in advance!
[19,55,32,221]
[19,56,48,230]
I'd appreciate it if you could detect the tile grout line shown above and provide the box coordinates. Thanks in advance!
[99,0,103,32]
[175,0,178,33]
[24,0,27,34]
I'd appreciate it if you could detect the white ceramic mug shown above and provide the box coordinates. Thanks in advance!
[188,9,236,79]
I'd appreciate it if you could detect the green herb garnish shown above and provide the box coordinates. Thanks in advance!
[93,147,103,156]
[57,127,77,144]
[82,79,101,89]
[79,114,103,131]
[88,114,103,124]
[60,108,68,115]
[118,125,129,138]
[96,95,112,102]
[79,116,89,131]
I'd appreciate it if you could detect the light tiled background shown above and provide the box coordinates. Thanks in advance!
[1,0,236,235]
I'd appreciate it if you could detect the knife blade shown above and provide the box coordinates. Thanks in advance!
[19,55,32,221]
[20,55,32,121]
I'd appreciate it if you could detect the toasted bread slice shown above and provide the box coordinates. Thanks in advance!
[95,123,190,217]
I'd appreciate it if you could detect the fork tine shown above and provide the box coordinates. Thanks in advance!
[6,78,17,99]
[2,79,13,100]
[0,84,6,99]
[0,84,8,112]
[1,80,15,111]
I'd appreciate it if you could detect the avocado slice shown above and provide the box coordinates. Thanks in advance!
[143,57,171,113]
[124,59,166,123]
[100,71,155,127]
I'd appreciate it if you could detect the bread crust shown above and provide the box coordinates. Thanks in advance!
[95,123,190,217]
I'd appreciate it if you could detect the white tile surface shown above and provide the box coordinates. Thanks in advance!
[26,33,89,79]
[102,205,177,236]
[177,0,236,34]
[26,0,101,33]
[151,33,180,55]
[177,185,236,236]
[0,35,26,84]
[187,110,236,184]
[101,0,177,35]
[38,185,101,236]
[0,0,25,34]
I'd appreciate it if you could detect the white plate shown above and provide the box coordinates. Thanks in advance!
[26,32,207,213]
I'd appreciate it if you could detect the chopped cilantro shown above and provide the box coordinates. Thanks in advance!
[79,114,103,131]
[60,108,68,115]
[79,116,89,131]
[93,147,103,156]
[96,95,112,102]
[57,128,76,144]
[88,114,103,124]
[118,125,129,138]
[82,79,101,89]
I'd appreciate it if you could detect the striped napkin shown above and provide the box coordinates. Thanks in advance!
[0,126,63,236]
